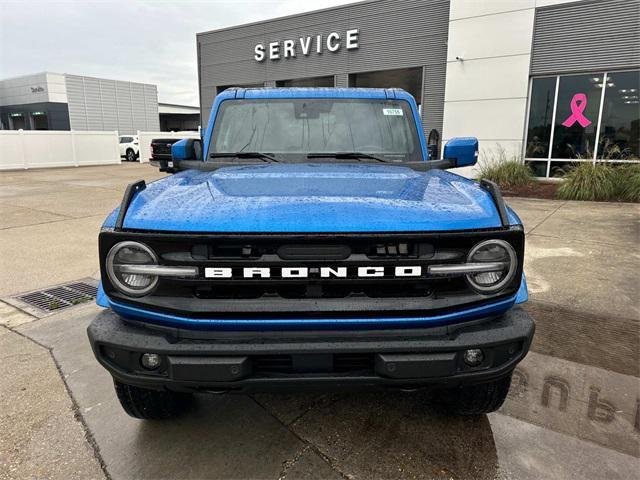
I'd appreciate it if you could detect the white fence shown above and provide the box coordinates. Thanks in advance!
[0,130,121,170]
[137,130,200,163]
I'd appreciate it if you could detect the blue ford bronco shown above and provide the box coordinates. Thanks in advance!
[88,87,534,419]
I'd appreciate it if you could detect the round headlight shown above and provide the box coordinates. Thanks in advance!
[465,239,517,294]
[106,241,158,296]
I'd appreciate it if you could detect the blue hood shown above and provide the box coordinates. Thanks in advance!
[108,164,507,232]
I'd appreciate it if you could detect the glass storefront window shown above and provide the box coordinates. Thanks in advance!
[31,112,49,130]
[524,69,640,177]
[9,113,26,130]
[524,160,548,177]
[551,74,602,159]
[597,70,640,160]
[525,77,556,158]
[549,161,574,178]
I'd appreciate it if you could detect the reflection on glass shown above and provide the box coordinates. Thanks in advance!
[525,160,547,177]
[598,70,640,160]
[549,161,573,178]
[525,78,556,158]
[31,112,49,130]
[551,74,603,159]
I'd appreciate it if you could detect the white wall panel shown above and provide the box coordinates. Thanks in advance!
[446,8,534,61]
[444,54,531,101]
[449,0,534,20]
[443,98,528,140]
[443,0,541,177]
[0,130,120,170]
[44,73,68,102]
[0,130,26,169]
[47,93,68,103]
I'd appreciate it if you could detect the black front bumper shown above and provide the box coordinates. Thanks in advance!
[87,308,534,393]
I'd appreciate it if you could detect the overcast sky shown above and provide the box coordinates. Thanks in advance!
[0,0,357,106]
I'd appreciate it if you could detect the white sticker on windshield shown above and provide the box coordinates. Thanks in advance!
[382,108,403,116]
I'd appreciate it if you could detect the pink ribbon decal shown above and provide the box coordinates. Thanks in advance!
[561,93,592,128]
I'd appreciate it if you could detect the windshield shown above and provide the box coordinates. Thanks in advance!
[209,98,421,162]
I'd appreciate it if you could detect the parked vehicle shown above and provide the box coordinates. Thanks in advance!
[150,138,182,171]
[88,88,534,420]
[119,135,139,162]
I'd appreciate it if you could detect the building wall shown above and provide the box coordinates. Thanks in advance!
[531,0,640,76]
[524,0,640,176]
[443,0,592,175]
[198,0,636,172]
[0,72,68,107]
[442,0,639,174]
[197,0,450,139]
[0,73,160,134]
[442,0,583,174]
[65,75,160,134]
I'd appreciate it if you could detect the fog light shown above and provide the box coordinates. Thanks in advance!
[463,349,484,367]
[140,353,162,370]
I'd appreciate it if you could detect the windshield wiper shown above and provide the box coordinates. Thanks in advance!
[307,152,387,163]
[209,152,279,162]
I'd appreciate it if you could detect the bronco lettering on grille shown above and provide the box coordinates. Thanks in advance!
[204,266,423,279]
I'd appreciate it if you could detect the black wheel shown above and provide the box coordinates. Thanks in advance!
[126,149,136,162]
[114,381,192,420]
[435,375,512,415]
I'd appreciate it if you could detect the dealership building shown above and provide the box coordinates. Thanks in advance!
[0,73,161,134]
[197,0,639,177]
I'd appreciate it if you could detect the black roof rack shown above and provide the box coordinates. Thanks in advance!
[115,180,146,231]
[479,179,509,227]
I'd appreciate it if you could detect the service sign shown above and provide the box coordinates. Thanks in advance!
[254,29,359,62]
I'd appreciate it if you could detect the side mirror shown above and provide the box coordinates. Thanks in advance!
[171,138,202,161]
[443,137,478,168]
[164,138,202,173]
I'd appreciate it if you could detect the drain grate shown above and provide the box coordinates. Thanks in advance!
[15,281,98,314]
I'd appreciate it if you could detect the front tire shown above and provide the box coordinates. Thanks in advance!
[435,375,511,415]
[126,149,136,162]
[114,381,191,419]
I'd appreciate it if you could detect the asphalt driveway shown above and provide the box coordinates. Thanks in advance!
[1,163,638,479]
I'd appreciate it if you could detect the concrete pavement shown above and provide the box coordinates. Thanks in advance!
[0,323,104,480]
[9,304,639,479]
[1,163,638,479]
[0,164,166,296]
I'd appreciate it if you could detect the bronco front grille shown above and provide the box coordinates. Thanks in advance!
[99,229,524,319]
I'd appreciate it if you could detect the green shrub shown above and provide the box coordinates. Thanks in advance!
[556,163,617,201]
[478,160,534,189]
[615,164,640,202]
[556,162,640,202]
